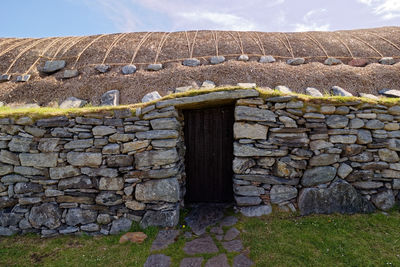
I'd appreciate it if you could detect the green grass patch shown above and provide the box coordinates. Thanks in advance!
[2,86,400,119]
[240,210,400,267]
[1,211,400,266]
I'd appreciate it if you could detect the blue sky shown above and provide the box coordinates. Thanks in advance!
[1,0,400,37]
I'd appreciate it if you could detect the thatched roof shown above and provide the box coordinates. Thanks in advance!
[1,27,400,105]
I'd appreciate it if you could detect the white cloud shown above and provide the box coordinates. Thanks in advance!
[82,0,139,32]
[178,12,256,31]
[357,0,400,20]
[292,8,330,32]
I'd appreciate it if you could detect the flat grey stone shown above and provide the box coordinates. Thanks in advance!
[240,205,272,217]
[175,86,193,93]
[205,254,229,267]
[101,90,119,106]
[220,216,238,227]
[147,63,163,71]
[201,80,215,88]
[222,239,244,252]
[59,97,87,108]
[379,57,395,65]
[359,93,379,100]
[94,64,110,73]
[63,69,79,79]
[372,190,395,211]
[183,58,200,67]
[233,253,254,267]
[210,56,225,64]
[156,89,258,109]
[380,89,400,98]
[29,203,61,229]
[121,64,136,74]
[305,87,323,97]
[0,74,11,82]
[142,91,161,103]
[140,208,179,228]
[41,60,66,74]
[210,227,224,235]
[110,217,132,235]
[180,257,203,267]
[270,185,297,204]
[299,179,375,215]
[183,235,219,255]
[185,204,224,235]
[238,54,249,61]
[144,254,171,267]
[135,148,178,168]
[224,227,240,241]
[16,75,30,82]
[0,226,18,236]
[235,196,262,206]
[235,106,276,122]
[301,166,337,187]
[275,85,292,94]
[287,57,305,65]
[324,57,342,65]
[151,230,180,251]
[19,153,58,167]
[331,86,352,96]
[259,55,275,63]
[327,115,349,128]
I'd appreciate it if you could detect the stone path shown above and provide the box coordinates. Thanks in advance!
[144,205,254,267]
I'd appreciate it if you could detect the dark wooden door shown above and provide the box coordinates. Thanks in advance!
[184,106,234,203]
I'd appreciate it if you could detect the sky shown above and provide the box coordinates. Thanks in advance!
[0,0,400,37]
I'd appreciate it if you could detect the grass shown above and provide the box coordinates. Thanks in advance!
[1,210,400,266]
[239,209,400,267]
[1,86,400,119]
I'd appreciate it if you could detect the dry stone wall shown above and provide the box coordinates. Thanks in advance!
[233,95,400,216]
[0,106,185,237]
[1,88,400,236]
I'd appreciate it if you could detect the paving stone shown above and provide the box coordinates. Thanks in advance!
[210,227,224,235]
[222,239,244,252]
[205,254,229,267]
[185,204,224,235]
[144,254,171,267]
[180,257,203,267]
[240,205,272,217]
[151,230,180,251]
[233,253,254,267]
[220,216,238,227]
[224,227,240,241]
[183,236,219,255]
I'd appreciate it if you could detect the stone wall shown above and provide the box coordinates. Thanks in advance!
[1,88,400,236]
[233,95,400,216]
[0,106,185,236]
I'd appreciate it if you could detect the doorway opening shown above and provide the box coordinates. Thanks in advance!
[183,105,235,203]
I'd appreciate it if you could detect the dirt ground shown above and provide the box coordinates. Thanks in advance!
[1,27,400,105]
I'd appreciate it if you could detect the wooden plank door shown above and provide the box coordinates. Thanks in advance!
[183,105,234,203]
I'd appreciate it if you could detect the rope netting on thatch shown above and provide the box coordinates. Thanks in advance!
[1,27,400,75]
